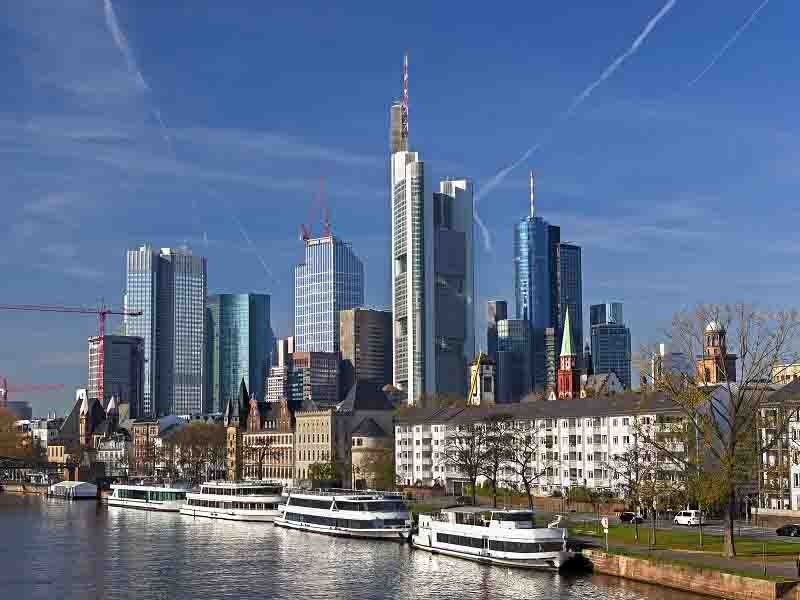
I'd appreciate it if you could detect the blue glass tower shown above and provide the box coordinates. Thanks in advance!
[294,236,364,353]
[206,294,271,413]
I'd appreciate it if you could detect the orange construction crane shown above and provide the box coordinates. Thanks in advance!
[0,304,142,405]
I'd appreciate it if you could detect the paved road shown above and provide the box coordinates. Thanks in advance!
[542,511,800,543]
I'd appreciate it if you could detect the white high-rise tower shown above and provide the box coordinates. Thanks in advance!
[390,55,475,405]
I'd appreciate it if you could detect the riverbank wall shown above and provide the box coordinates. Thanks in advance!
[584,549,800,600]
[1,482,49,496]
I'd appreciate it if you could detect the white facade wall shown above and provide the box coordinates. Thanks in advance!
[395,412,676,496]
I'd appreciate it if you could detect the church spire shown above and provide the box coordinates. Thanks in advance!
[560,309,575,357]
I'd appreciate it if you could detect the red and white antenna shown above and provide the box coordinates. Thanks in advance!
[401,52,409,142]
[320,178,332,237]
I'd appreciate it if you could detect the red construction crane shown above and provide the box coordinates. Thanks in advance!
[0,304,142,405]
[300,177,331,240]
[0,377,65,409]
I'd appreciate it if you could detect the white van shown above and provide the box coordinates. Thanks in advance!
[674,510,702,526]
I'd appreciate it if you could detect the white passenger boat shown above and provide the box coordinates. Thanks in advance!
[274,489,412,540]
[180,480,283,522]
[413,507,575,570]
[108,483,190,512]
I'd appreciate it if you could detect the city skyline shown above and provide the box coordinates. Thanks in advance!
[3,2,799,414]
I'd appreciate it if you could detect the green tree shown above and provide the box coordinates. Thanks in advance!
[308,461,339,483]
[358,447,396,490]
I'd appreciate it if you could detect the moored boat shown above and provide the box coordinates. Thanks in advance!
[107,482,190,512]
[274,489,412,540]
[413,507,575,570]
[180,480,283,522]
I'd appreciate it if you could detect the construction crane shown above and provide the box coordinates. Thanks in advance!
[468,352,487,406]
[0,377,65,409]
[300,177,331,240]
[0,304,142,405]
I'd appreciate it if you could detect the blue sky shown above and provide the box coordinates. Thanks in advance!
[2,1,798,415]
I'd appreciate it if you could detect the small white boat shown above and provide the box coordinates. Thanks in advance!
[48,481,98,500]
[108,483,190,512]
[413,507,575,570]
[274,489,412,541]
[180,481,283,522]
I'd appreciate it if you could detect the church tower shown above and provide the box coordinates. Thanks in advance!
[696,321,737,385]
[557,309,581,399]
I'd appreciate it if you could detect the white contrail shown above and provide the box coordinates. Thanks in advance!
[687,0,771,87]
[103,0,148,92]
[232,214,278,283]
[475,0,677,204]
[103,0,274,283]
[104,0,173,152]
[474,208,493,252]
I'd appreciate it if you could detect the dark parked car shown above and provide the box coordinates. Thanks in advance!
[776,524,800,537]
[619,511,644,524]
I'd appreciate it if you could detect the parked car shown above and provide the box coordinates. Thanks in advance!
[619,511,644,524]
[776,524,800,537]
[674,510,702,526]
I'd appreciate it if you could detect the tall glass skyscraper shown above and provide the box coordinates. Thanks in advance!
[294,236,364,353]
[513,216,559,329]
[206,294,271,413]
[125,245,207,416]
[559,243,583,365]
[590,302,632,389]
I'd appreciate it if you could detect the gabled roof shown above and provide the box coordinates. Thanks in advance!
[351,417,387,438]
[337,380,397,413]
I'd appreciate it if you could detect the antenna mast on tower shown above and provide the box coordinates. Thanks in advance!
[401,52,409,143]
[529,170,535,218]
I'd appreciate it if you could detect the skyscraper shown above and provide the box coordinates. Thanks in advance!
[432,179,474,398]
[496,318,532,403]
[124,245,207,416]
[294,236,364,353]
[339,308,392,397]
[590,302,632,389]
[514,172,562,391]
[206,294,271,413]
[87,335,144,417]
[487,300,508,359]
[590,302,623,327]
[391,54,426,405]
[559,243,583,365]
[390,55,474,405]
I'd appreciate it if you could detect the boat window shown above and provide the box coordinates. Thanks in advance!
[287,497,332,509]
[436,533,483,548]
[489,540,563,553]
[492,512,534,523]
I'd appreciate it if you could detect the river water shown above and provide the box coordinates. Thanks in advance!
[0,495,706,600]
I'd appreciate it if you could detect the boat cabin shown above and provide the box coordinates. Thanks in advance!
[439,507,536,529]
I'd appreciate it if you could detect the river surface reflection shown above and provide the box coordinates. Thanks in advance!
[0,495,707,600]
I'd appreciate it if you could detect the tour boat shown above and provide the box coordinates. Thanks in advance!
[180,480,283,522]
[274,489,412,540]
[107,482,190,512]
[412,507,575,570]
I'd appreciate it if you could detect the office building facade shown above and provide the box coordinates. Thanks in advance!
[559,243,583,366]
[125,245,207,416]
[294,236,364,354]
[87,335,144,417]
[339,308,392,397]
[206,294,271,413]
[291,352,340,407]
[431,179,474,398]
[487,300,508,360]
[590,303,632,389]
[496,319,532,403]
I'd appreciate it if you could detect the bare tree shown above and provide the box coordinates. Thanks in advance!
[242,435,279,480]
[504,420,554,511]
[442,422,487,506]
[479,416,513,508]
[640,304,800,558]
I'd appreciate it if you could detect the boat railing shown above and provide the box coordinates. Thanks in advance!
[283,487,401,498]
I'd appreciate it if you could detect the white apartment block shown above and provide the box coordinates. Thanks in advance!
[394,395,686,497]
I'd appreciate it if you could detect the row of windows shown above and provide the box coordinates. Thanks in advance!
[187,499,277,510]
[114,489,186,501]
[284,513,402,529]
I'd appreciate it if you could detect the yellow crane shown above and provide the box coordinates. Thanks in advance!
[468,352,487,406]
